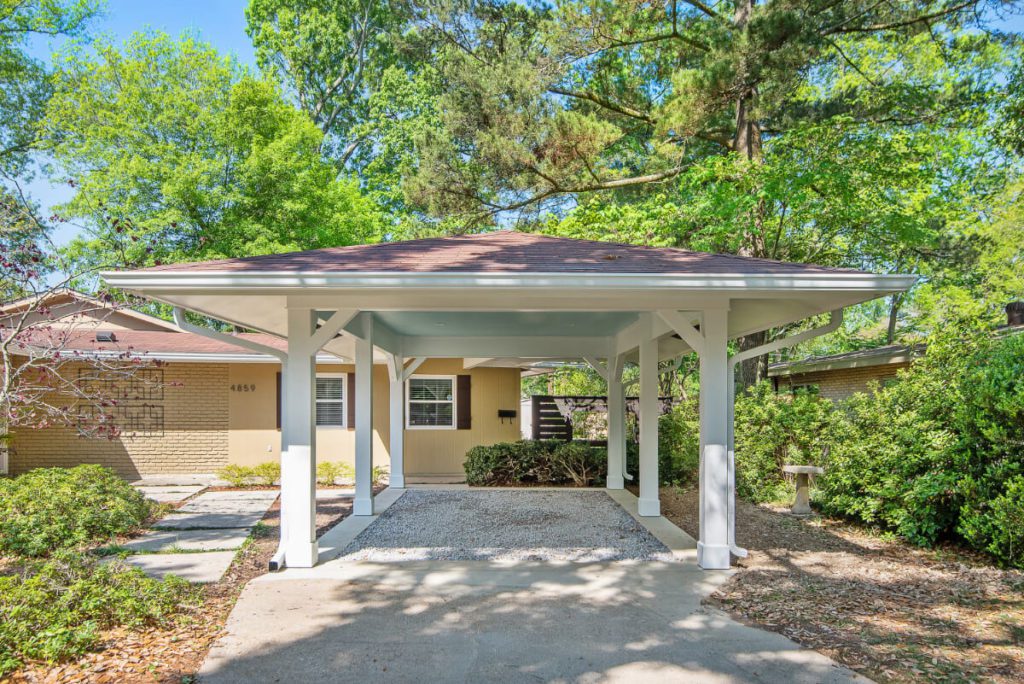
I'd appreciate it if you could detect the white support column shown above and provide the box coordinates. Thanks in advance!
[387,353,406,489]
[606,340,625,490]
[354,314,374,515]
[281,308,318,568]
[637,316,660,516]
[698,307,731,570]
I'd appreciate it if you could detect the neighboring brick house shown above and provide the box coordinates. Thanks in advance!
[2,291,522,480]
[768,344,923,401]
[769,302,1024,401]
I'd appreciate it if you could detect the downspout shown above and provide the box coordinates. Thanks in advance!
[726,309,843,558]
[621,375,639,481]
[172,308,292,571]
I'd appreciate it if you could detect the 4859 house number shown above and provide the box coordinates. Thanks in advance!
[230,384,257,392]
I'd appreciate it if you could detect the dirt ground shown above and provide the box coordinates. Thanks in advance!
[7,492,358,684]
[658,486,1024,684]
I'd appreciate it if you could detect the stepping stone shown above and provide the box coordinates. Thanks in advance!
[154,511,268,530]
[135,485,205,504]
[119,528,251,553]
[199,490,280,502]
[120,551,237,583]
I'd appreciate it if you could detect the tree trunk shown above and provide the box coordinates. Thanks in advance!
[732,0,770,390]
[886,292,904,344]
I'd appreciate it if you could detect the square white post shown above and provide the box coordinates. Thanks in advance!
[388,354,406,489]
[354,315,374,515]
[281,308,318,568]
[638,318,660,516]
[606,342,625,490]
[698,307,731,569]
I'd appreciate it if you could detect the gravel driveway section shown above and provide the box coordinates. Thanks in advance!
[340,489,675,562]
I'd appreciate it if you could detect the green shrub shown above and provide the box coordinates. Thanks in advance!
[316,461,353,485]
[959,476,1024,568]
[735,383,835,503]
[0,465,155,557]
[657,402,700,486]
[0,551,199,676]
[550,441,604,486]
[251,462,280,486]
[464,440,603,486]
[216,464,253,487]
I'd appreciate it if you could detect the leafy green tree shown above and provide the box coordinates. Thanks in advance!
[43,31,387,270]
[395,0,1015,383]
[0,0,98,179]
[245,0,411,165]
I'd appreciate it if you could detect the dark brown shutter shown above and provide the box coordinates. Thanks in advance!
[346,372,356,429]
[456,374,471,430]
[275,372,282,430]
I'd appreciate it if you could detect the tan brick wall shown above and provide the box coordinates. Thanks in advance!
[775,362,910,401]
[9,362,230,478]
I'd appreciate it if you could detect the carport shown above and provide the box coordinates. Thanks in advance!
[102,231,914,570]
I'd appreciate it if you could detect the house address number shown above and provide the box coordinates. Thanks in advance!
[230,384,257,392]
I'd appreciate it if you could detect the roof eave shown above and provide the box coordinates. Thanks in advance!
[101,270,917,294]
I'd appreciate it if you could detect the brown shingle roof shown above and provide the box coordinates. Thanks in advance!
[140,231,865,275]
[15,329,287,358]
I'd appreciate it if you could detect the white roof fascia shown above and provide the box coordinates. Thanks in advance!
[101,270,916,294]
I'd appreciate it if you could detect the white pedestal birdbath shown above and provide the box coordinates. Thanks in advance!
[782,465,824,515]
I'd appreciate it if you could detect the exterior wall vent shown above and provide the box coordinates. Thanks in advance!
[95,331,117,342]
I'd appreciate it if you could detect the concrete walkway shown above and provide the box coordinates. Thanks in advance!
[199,489,868,683]
[123,489,279,583]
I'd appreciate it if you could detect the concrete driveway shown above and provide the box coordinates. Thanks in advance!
[199,489,867,683]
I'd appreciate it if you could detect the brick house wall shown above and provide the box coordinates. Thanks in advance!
[774,362,910,401]
[9,362,230,478]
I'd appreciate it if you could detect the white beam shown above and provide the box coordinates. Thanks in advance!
[462,357,496,370]
[403,336,607,358]
[606,340,626,490]
[354,316,374,515]
[401,357,426,381]
[280,308,318,568]
[309,308,358,350]
[655,309,705,357]
[388,352,406,489]
[638,315,660,517]
[583,356,608,381]
[698,307,730,570]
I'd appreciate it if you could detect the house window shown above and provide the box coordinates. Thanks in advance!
[406,375,455,429]
[790,383,819,395]
[315,374,346,428]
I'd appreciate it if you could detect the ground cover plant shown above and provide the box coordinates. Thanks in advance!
[0,551,200,677]
[0,464,156,557]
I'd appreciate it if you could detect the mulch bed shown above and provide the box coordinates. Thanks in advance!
[657,485,1024,684]
[6,489,366,683]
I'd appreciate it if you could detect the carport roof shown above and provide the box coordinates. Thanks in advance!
[101,231,916,363]
[138,230,864,276]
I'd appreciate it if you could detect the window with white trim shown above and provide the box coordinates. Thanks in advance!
[315,374,346,427]
[406,375,455,428]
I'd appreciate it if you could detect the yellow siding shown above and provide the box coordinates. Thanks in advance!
[404,359,522,479]
[11,358,521,480]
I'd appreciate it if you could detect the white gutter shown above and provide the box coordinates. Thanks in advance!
[726,309,844,558]
[102,270,918,294]
[173,308,291,571]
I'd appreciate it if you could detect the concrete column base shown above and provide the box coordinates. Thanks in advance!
[697,542,730,570]
[606,475,625,490]
[637,497,661,517]
[353,498,374,516]
[286,541,318,569]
